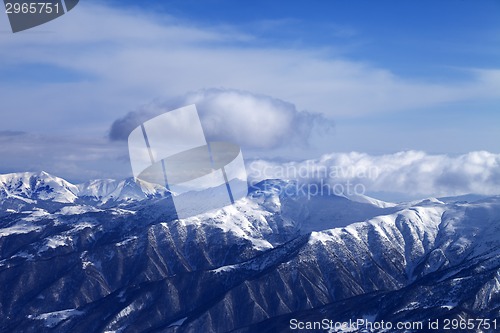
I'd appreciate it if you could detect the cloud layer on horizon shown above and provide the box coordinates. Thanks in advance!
[0,131,130,182]
[248,151,500,198]
[0,129,498,199]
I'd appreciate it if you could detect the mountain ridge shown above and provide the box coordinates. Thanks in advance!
[0,171,499,332]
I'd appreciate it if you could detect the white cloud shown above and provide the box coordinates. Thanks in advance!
[110,88,333,149]
[248,151,500,197]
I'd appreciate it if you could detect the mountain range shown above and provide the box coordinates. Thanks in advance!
[0,171,499,332]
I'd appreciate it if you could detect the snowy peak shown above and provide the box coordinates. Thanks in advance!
[340,193,397,208]
[0,172,170,206]
[77,177,169,204]
[0,171,79,203]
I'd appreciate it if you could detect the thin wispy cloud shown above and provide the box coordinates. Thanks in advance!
[0,132,129,182]
[1,2,499,135]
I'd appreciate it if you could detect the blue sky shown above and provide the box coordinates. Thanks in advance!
[110,0,500,72]
[0,0,499,196]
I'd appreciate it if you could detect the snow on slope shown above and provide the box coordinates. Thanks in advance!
[173,198,279,251]
[307,198,500,281]
[28,309,83,328]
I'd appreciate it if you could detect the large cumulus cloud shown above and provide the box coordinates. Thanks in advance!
[109,88,334,149]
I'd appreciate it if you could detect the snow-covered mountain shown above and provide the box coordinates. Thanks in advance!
[77,177,169,204]
[0,171,79,203]
[0,172,170,213]
[0,172,499,332]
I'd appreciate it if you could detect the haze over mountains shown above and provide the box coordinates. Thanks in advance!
[0,171,499,332]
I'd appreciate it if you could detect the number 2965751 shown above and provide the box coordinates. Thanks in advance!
[5,2,61,14]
